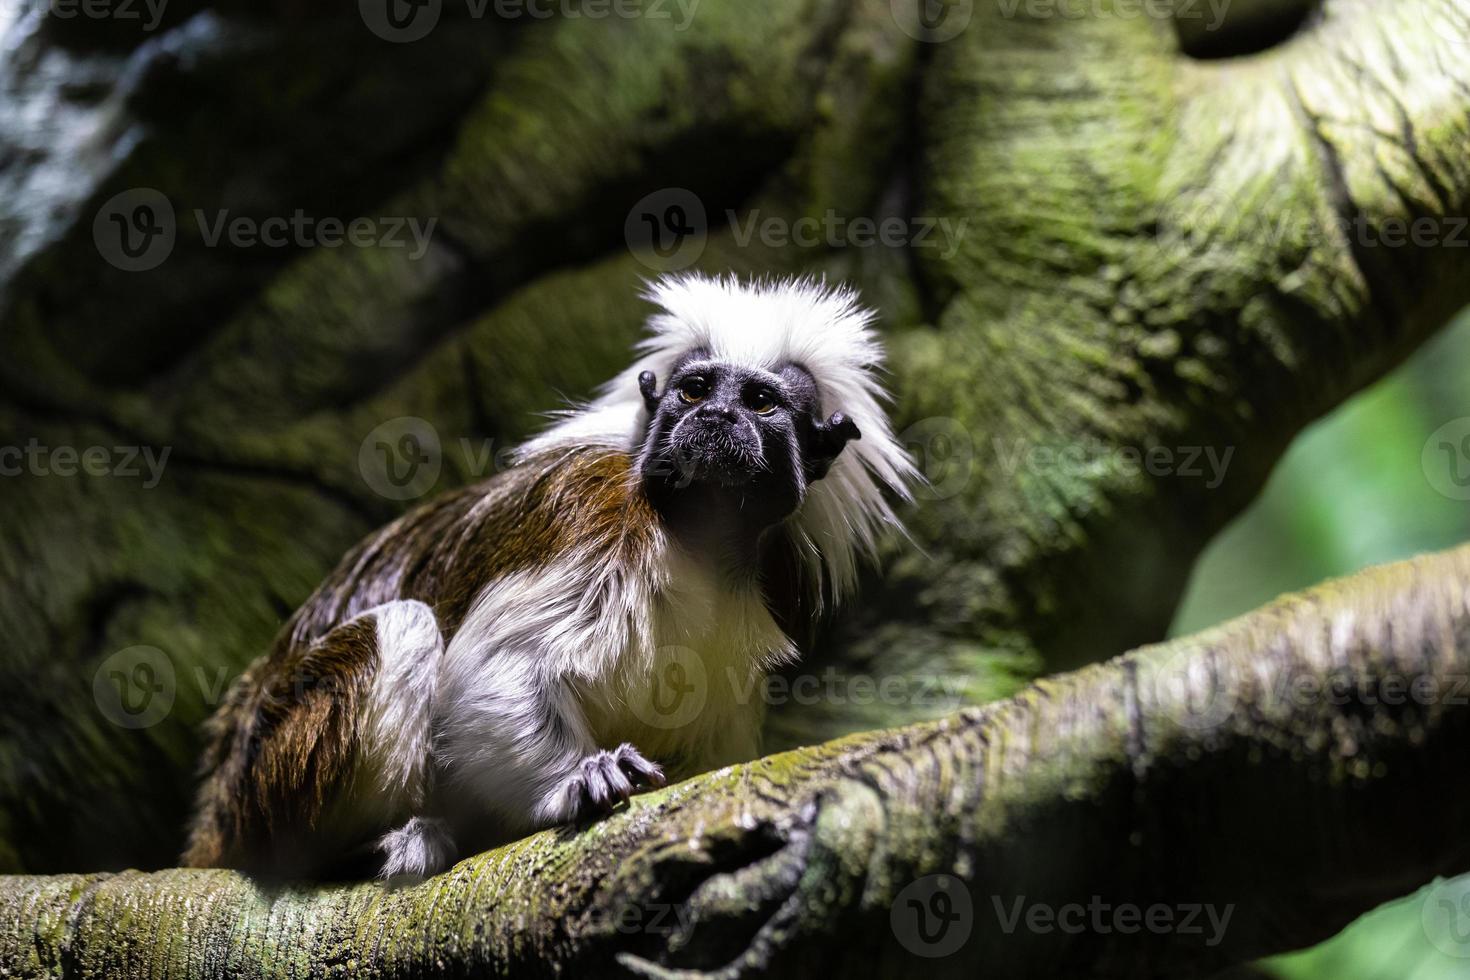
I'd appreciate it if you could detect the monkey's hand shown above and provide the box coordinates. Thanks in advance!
[549,743,667,823]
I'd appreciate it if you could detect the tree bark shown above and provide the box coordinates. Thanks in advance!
[4,545,1469,977]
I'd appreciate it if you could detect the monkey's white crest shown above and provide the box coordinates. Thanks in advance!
[522,273,918,599]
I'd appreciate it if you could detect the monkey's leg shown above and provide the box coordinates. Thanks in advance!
[376,815,456,880]
[348,600,459,879]
[183,599,448,876]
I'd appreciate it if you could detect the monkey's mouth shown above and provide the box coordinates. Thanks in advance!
[663,424,766,488]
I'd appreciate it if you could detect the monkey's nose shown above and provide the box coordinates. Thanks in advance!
[695,405,739,423]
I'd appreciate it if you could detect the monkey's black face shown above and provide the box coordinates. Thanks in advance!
[636,354,860,539]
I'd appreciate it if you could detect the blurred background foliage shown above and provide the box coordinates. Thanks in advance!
[1173,309,1470,979]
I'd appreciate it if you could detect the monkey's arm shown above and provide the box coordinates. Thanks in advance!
[432,646,665,847]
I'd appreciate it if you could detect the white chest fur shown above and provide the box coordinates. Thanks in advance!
[431,535,793,832]
[578,544,794,776]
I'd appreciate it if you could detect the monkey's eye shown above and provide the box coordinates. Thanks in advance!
[746,387,778,415]
[678,378,709,404]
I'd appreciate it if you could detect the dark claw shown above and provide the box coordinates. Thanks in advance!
[613,743,667,789]
[638,371,661,412]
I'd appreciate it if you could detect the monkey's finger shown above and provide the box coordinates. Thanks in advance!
[558,774,590,821]
[638,371,661,411]
[626,760,667,789]
[596,754,636,803]
[579,753,633,811]
[613,744,667,789]
[579,773,610,812]
[827,412,861,442]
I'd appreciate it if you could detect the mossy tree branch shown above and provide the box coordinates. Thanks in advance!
[5,545,1469,977]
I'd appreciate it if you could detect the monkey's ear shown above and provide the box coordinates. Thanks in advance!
[805,411,861,482]
[638,371,662,413]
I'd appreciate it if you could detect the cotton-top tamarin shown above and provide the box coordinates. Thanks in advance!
[182,274,916,879]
